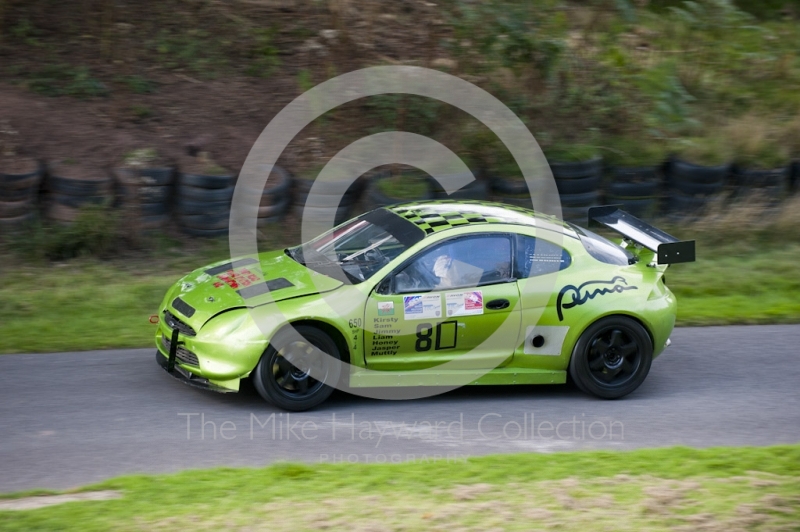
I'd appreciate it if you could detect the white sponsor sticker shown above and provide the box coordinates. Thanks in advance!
[523,325,570,356]
[445,290,484,317]
[403,294,442,320]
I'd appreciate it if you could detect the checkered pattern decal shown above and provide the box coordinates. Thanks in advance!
[389,200,544,235]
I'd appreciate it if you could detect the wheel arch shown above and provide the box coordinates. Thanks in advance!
[270,319,352,366]
[568,311,655,362]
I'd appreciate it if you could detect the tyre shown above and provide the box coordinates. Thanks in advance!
[491,175,527,195]
[0,200,33,218]
[49,175,112,196]
[52,193,110,209]
[115,167,174,186]
[252,325,342,411]
[555,174,601,195]
[560,190,600,207]
[668,192,712,213]
[178,184,235,202]
[178,172,234,189]
[0,183,38,202]
[608,180,659,198]
[730,166,788,189]
[258,194,290,218]
[667,158,730,185]
[175,196,231,215]
[668,178,724,196]
[550,157,603,179]
[569,316,653,399]
[0,165,42,188]
[613,167,658,183]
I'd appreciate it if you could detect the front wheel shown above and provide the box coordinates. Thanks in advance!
[253,325,342,411]
[569,316,653,399]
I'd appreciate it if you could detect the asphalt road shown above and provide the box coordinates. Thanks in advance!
[1,324,799,494]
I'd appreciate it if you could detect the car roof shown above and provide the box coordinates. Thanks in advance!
[386,200,578,239]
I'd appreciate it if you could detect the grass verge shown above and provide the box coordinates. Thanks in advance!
[0,445,798,530]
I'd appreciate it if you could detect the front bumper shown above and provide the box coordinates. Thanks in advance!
[156,351,236,394]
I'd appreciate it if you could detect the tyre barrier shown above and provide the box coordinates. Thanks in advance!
[365,169,435,208]
[0,161,43,232]
[175,170,235,237]
[114,166,174,230]
[664,158,729,216]
[46,164,114,223]
[291,169,366,226]
[790,160,799,194]
[551,157,603,223]
[256,165,292,227]
[604,166,661,219]
[729,165,789,202]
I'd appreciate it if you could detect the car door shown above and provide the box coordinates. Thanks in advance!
[514,234,574,364]
[364,233,522,370]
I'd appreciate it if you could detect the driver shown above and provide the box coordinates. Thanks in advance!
[432,254,476,289]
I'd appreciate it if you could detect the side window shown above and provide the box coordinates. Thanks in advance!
[394,235,512,293]
[515,235,571,277]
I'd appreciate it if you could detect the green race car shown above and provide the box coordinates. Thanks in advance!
[155,201,694,411]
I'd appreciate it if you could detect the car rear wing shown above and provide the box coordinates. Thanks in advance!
[588,206,695,265]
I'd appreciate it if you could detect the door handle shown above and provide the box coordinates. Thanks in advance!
[486,298,510,310]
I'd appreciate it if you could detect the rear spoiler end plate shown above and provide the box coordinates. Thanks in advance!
[588,206,695,265]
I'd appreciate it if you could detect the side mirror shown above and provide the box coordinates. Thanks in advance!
[376,276,392,295]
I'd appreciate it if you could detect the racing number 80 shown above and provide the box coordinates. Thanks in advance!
[415,321,458,352]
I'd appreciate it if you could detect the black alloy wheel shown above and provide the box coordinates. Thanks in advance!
[253,325,341,411]
[569,316,653,399]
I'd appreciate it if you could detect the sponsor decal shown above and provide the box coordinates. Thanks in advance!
[556,276,638,321]
[216,268,262,290]
[377,301,395,316]
[403,294,442,320]
[445,291,484,317]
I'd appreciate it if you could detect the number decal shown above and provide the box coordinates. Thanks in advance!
[415,321,458,352]
[415,323,433,352]
[348,318,362,329]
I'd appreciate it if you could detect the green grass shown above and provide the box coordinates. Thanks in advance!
[0,445,798,530]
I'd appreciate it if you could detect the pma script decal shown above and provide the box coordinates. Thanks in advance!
[556,276,638,321]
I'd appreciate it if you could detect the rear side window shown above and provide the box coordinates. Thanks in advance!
[515,235,571,277]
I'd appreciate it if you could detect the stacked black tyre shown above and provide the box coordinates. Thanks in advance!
[665,158,729,217]
[176,170,235,238]
[255,165,292,227]
[791,160,799,195]
[0,160,42,232]
[47,164,114,224]
[114,167,174,231]
[730,165,789,203]
[551,157,603,223]
[605,167,661,219]
[292,171,365,226]
[366,169,435,208]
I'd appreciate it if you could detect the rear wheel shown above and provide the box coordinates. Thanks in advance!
[569,316,652,399]
[253,325,341,411]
